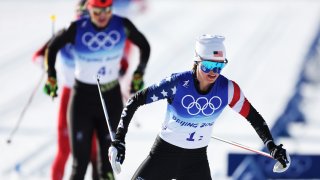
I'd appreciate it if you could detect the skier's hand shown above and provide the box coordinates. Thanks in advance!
[130,70,144,93]
[44,77,58,98]
[267,142,289,168]
[108,140,126,174]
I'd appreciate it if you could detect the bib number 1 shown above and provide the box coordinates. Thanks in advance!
[186,132,203,141]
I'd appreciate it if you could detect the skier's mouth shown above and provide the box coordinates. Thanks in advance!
[207,73,217,81]
[98,18,107,23]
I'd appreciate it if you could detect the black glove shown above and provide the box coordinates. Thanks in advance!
[267,141,288,168]
[130,70,144,93]
[110,140,126,164]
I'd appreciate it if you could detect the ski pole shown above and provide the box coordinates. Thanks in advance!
[211,136,272,158]
[6,72,46,144]
[96,76,124,174]
[96,75,115,141]
[211,136,291,173]
[50,14,56,101]
[6,14,56,144]
[50,14,56,36]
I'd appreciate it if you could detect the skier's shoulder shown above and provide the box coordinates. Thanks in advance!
[76,15,90,22]
[170,70,193,82]
[73,16,91,28]
[155,71,190,87]
[218,74,229,82]
[219,75,242,90]
[114,15,138,30]
[112,14,124,20]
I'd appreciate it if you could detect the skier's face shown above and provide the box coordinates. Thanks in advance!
[88,6,112,28]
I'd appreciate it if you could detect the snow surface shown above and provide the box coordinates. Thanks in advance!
[1,0,320,179]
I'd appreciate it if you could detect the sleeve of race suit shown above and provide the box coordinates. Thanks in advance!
[122,17,150,74]
[115,74,179,142]
[46,22,76,78]
[227,80,274,144]
[32,40,50,62]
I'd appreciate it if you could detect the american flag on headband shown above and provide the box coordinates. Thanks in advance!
[213,51,223,57]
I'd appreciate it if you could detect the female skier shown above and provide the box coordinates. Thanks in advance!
[109,34,289,179]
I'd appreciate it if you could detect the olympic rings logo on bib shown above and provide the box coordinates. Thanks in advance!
[181,95,222,116]
[82,31,121,51]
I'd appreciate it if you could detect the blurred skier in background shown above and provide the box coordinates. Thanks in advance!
[32,1,99,180]
[43,0,150,179]
[33,0,147,179]
[109,34,290,179]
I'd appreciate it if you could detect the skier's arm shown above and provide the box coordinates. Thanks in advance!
[228,80,289,167]
[114,89,148,142]
[46,23,76,78]
[32,39,51,69]
[245,104,274,144]
[227,80,273,144]
[32,40,50,62]
[115,75,179,142]
[123,17,150,74]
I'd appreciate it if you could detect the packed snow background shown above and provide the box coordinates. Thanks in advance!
[0,0,320,179]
